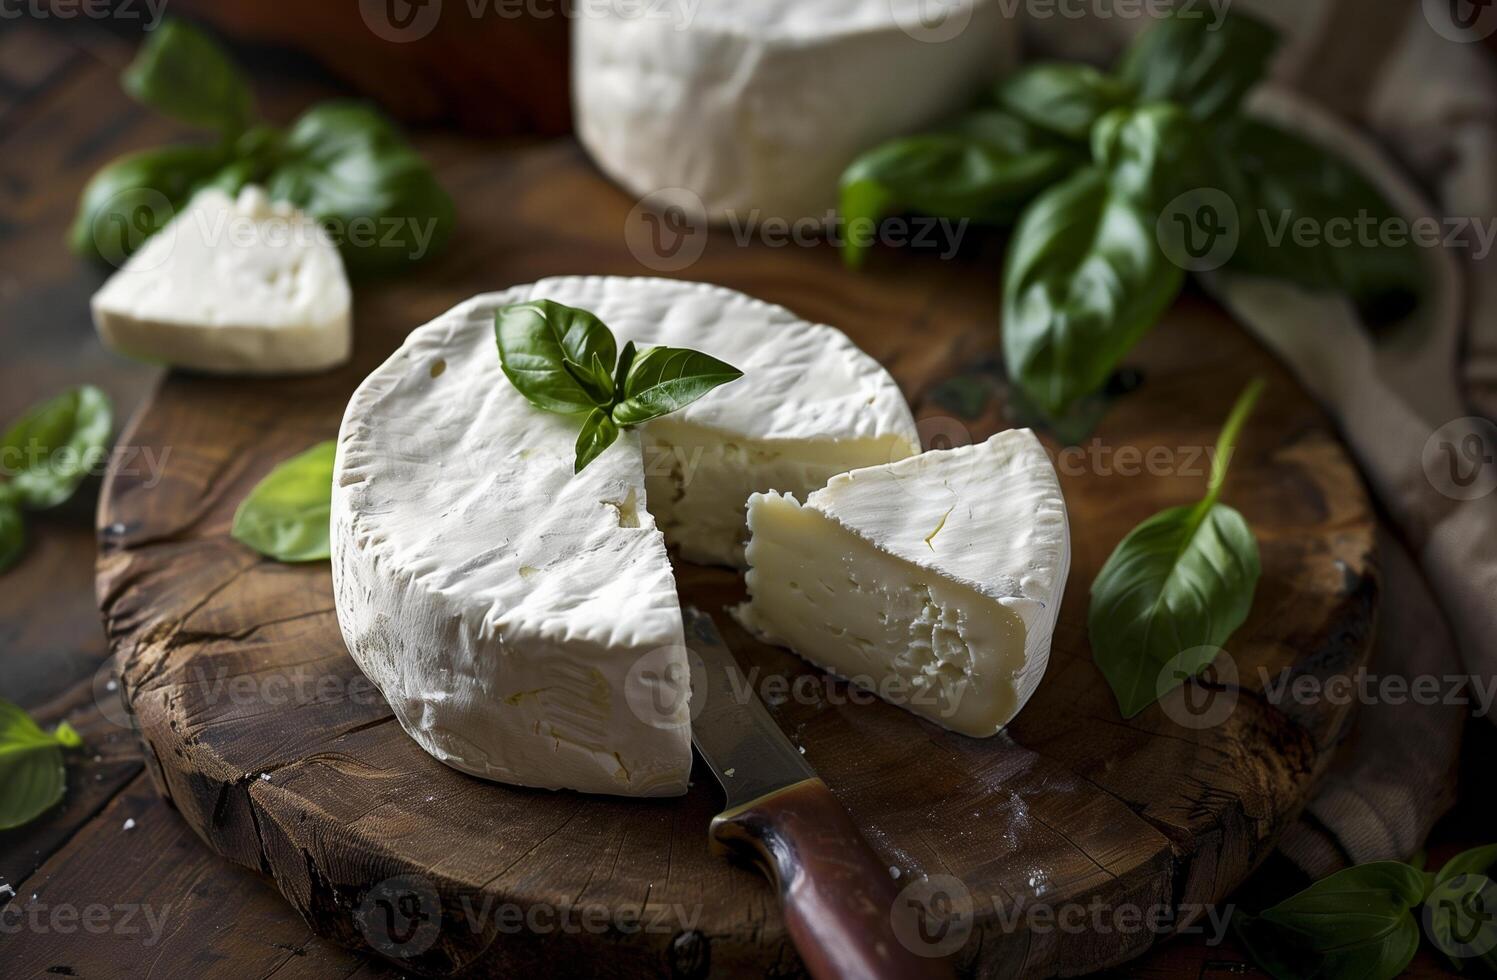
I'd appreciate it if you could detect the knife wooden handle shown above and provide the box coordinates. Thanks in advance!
[709,777,958,980]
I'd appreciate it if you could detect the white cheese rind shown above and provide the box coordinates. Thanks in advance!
[738,429,1070,736]
[332,276,919,795]
[91,187,351,375]
[572,0,1019,223]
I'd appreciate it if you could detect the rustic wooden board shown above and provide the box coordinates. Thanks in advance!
[94,138,1377,979]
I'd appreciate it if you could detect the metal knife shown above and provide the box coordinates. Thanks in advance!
[684,606,957,980]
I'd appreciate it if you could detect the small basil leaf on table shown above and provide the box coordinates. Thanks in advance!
[264,102,455,275]
[1088,379,1264,717]
[612,340,638,398]
[0,498,23,574]
[1209,115,1426,324]
[1002,167,1183,418]
[1236,861,1427,980]
[496,300,620,414]
[994,63,1133,142]
[1434,844,1497,886]
[231,441,337,562]
[612,346,744,427]
[0,699,83,831]
[838,112,1082,269]
[120,19,255,137]
[1117,8,1280,122]
[575,409,621,475]
[68,144,231,264]
[1,385,114,510]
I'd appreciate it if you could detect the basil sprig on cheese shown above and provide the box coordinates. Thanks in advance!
[839,8,1421,419]
[1087,379,1262,717]
[71,19,452,276]
[0,698,83,831]
[0,386,115,574]
[495,300,743,473]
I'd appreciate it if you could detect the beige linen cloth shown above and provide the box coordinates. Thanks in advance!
[1024,0,1497,874]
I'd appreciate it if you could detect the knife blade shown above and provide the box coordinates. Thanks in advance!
[683,606,957,980]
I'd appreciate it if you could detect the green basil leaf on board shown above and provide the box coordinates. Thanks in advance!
[1002,167,1184,418]
[612,346,744,427]
[263,102,455,275]
[0,499,23,574]
[1210,115,1425,323]
[1117,9,1280,122]
[994,63,1134,142]
[574,409,621,475]
[1236,862,1427,980]
[68,144,231,264]
[1092,103,1206,206]
[1089,380,1263,718]
[121,19,255,137]
[496,300,620,415]
[231,441,337,562]
[1434,844,1497,886]
[1,386,114,510]
[0,699,83,831]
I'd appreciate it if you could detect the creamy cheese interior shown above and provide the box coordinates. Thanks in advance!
[743,491,1028,736]
[642,418,916,566]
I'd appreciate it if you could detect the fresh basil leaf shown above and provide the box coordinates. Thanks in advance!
[995,63,1133,142]
[496,300,620,415]
[574,408,620,474]
[121,20,254,137]
[1002,167,1183,417]
[1236,862,1426,980]
[231,441,336,562]
[1092,103,1205,207]
[69,145,231,264]
[1210,115,1425,324]
[264,102,454,275]
[0,699,82,831]
[562,357,613,408]
[1,386,114,510]
[1117,9,1280,122]
[839,111,1083,268]
[612,341,637,399]
[1089,380,1263,717]
[1436,844,1497,886]
[612,346,744,427]
[0,499,23,574]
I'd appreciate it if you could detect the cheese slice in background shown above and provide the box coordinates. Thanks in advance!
[572,0,1018,223]
[332,277,919,795]
[91,186,351,375]
[737,430,1070,737]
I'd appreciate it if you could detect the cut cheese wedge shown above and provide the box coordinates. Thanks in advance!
[737,430,1070,737]
[332,277,919,795]
[91,186,351,375]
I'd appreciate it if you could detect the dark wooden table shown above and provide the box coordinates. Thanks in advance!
[0,21,1486,979]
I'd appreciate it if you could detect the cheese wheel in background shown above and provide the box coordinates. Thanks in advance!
[572,0,1019,224]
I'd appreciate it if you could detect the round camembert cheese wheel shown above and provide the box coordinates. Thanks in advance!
[332,276,919,796]
[572,0,1019,223]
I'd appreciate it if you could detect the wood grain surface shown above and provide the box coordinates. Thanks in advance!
[86,120,1380,980]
